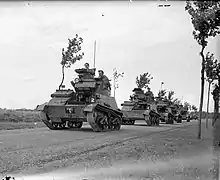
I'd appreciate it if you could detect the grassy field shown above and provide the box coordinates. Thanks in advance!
[0,109,45,130]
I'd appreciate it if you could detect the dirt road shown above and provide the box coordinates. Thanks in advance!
[0,120,194,177]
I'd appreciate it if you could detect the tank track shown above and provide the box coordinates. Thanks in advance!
[165,113,174,124]
[145,112,160,126]
[39,104,122,132]
[122,120,135,125]
[86,104,122,132]
[39,111,83,130]
[176,115,182,123]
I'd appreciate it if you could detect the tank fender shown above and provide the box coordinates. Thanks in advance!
[83,104,97,113]
[164,112,169,120]
[143,110,150,121]
[36,103,48,111]
[143,109,150,116]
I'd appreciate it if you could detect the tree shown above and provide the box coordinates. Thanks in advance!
[212,84,220,126]
[167,91,174,101]
[136,72,153,90]
[113,68,124,97]
[185,1,220,139]
[204,52,219,128]
[166,90,176,105]
[192,105,198,112]
[184,101,191,111]
[211,59,220,127]
[158,89,167,100]
[59,34,84,90]
[173,98,182,106]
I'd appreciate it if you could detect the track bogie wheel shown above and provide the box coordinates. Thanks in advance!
[59,122,66,128]
[75,122,83,128]
[52,122,59,129]
[67,121,74,128]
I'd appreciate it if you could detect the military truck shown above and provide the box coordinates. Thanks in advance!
[36,67,123,132]
[121,88,160,126]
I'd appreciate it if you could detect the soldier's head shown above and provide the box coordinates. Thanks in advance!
[84,63,89,69]
[98,70,104,77]
[147,87,151,91]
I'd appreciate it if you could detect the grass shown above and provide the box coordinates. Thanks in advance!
[0,109,45,130]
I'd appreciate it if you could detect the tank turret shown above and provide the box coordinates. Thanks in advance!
[36,68,122,132]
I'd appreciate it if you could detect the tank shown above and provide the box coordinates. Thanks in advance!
[170,104,182,123]
[155,98,175,124]
[189,112,198,120]
[36,68,123,132]
[179,105,190,122]
[121,88,160,126]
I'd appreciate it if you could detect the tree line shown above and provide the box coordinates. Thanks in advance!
[135,72,198,112]
[185,1,220,138]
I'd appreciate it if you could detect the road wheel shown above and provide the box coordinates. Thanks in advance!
[67,121,74,128]
[52,122,59,129]
[167,116,174,124]
[145,116,152,126]
[178,118,182,123]
[59,122,66,129]
[75,122,83,128]
[156,117,160,126]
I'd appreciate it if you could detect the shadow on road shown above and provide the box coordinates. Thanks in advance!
[132,123,183,127]
[55,127,127,133]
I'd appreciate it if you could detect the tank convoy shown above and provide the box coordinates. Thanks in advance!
[121,88,160,126]
[36,67,123,132]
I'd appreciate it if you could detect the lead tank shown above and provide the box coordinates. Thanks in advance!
[36,68,123,132]
[121,88,160,126]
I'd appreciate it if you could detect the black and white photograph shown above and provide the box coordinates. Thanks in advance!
[0,1,220,180]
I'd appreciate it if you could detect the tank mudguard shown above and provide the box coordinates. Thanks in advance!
[143,110,150,116]
[164,113,169,120]
[83,103,97,113]
[144,115,150,121]
[36,103,48,111]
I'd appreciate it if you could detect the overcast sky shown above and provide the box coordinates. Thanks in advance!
[0,1,219,111]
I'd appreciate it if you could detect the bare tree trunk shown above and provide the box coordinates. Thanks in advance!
[198,46,205,139]
[212,79,220,180]
[213,84,219,127]
[206,81,211,129]
[59,65,65,90]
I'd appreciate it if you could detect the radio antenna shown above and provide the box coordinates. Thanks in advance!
[93,40,96,68]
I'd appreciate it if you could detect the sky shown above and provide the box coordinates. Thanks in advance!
[0,1,219,111]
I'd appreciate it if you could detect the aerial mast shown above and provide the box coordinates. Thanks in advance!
[93,40,96,68]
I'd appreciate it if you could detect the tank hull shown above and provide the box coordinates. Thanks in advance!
[36,90,123,132]
[121,103,160,126]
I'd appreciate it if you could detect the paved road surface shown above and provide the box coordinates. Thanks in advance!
[0,120,197,179]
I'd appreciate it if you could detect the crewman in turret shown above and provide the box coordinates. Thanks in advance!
[84,62,90,70]
[145,87,154,102]
[98,70,111,90]
[97,70,111,96]
[82,62,96,78]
